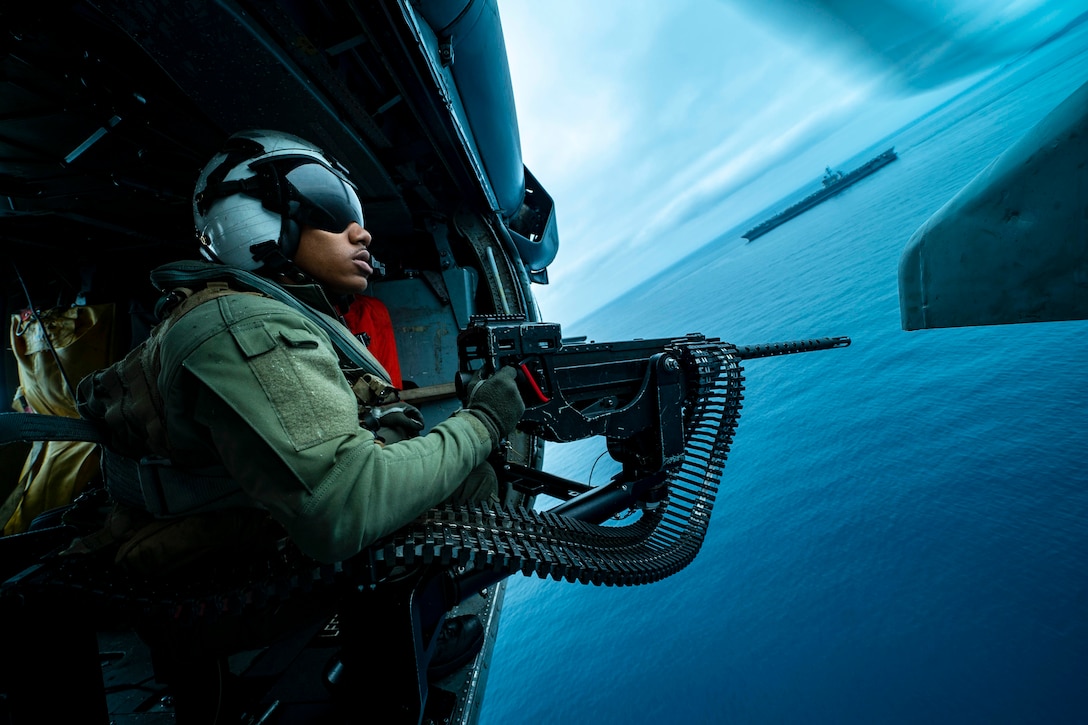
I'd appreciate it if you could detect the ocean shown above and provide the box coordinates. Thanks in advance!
[479,20,1088,725]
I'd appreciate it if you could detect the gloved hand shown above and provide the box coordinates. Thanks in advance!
[363,402,425,444]
[463,365,525,447]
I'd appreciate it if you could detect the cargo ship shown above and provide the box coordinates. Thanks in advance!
[742,148,899,240]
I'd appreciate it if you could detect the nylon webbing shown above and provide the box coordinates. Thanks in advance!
[0,412,106,444]
[150,260,386,378]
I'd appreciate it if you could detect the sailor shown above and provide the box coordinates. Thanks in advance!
[72,129,524,683]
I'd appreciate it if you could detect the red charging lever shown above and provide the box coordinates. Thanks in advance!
[517,362,550,405]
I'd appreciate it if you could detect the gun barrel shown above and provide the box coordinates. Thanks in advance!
[735,336,851,360]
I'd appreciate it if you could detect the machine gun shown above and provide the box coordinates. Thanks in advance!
[456,315,850,517]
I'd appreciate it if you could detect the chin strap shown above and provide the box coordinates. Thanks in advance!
[249,240,309,280]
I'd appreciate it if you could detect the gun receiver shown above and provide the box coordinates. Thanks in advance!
[457,315,849,487]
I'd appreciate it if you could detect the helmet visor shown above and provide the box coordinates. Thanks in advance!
[283,162,364,233]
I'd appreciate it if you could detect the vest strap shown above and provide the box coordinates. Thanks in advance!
[101,448,255,518]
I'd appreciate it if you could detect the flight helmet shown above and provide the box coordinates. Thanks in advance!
[192,129,364,272]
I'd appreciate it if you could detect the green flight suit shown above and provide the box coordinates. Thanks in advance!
[80,269,494,564]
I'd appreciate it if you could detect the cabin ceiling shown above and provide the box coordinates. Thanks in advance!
[0,0,488,303]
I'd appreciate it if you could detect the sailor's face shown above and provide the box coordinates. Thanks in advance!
[294,222,374,295]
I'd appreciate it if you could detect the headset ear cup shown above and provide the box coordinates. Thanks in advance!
[284,218,300,259]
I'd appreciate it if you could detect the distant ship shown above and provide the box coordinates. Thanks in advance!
[742,148,899,241]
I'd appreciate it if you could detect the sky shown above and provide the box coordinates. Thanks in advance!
[496,0,1086,325]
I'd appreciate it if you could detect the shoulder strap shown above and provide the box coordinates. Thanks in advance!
[0,411,106,444]
[151,261,387,379]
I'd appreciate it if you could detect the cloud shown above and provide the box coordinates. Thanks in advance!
[499,0,1086,323]
[725,0,1087,90]
[502,0,885,321]
[622,79,879,253]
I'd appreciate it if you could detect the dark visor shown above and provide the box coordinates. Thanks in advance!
[281,162,364,233]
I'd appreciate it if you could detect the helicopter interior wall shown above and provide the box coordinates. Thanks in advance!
[369,274,473,421]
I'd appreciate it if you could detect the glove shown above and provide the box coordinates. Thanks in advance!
[463,365,525,447]
[363,402,425,445]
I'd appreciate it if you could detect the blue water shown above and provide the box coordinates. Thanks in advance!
[480,21,1088,725]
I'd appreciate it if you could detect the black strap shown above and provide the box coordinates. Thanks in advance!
[101,449,252,517]
[0,412,106,444]
[194,176,266,213]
